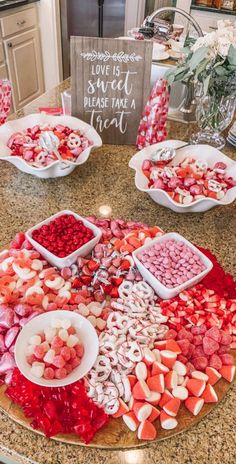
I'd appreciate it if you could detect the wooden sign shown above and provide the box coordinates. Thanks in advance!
[71,37,153,145]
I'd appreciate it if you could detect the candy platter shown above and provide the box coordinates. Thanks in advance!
[0,363,235,448]
[0,214,235,448]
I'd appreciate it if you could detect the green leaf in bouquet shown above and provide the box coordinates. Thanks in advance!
[195,58,210,78]
[228,45,236,66]
[227,65,236,71]
[165,65,190,84]
[182,46,191,56]
[214,66,228,76]
[189,46,208,72]
[203,75,211,95]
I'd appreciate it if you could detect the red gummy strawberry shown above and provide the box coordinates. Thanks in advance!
[192,335,203,346]
[209,354,222,370]
[191,325,207,335]
[219,354,234,366]
[177,354,187,364]
[205,327,221,343]
[177,328,193,342]
[192,345,205,359]
[177,339,190,356]
[192,357,208,371]
[218,343,230,354]
[186,343,195,360]
[220,331,232,346]
[203,336,219,355]
[165,329,177,340]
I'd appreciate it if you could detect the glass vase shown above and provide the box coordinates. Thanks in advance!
[190,93,236,150]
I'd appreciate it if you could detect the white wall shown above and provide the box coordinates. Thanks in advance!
[37,0,62,90]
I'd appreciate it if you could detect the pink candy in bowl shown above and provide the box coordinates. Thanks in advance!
[15,310,99,387]
[133,232,213,299]
[0,113,102,178]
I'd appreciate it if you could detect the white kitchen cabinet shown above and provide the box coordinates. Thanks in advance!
[0,4,44,110]
[5,28,44,109]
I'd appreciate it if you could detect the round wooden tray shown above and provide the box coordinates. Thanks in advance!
[0,351,235,449]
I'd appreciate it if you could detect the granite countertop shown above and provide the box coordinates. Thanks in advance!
[0,0,39,12]
[1,80,236,464]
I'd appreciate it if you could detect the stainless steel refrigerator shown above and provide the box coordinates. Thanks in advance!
[60,0,126,78]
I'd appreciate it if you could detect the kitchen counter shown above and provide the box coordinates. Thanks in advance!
[0,79,236,464]
[191,4,236,15]
[0,0,39,12]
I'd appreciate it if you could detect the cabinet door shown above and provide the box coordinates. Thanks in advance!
[0,64,8,79]
[4,29,44,109]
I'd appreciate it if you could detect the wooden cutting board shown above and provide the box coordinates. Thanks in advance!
[0,350,235,449]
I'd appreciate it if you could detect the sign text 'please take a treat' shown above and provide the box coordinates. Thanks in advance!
[71,37,153,144]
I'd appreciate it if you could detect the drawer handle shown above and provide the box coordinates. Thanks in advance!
[17,20,26,26]
[8,43,12,48]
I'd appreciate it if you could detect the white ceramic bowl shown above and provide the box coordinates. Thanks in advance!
[133,232,213,299]
[26,210,102,269]
[0,113,102,178]
[15,310,99,387]
[129,140,236,213]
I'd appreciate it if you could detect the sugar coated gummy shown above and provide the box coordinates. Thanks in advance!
[25,318,84,381]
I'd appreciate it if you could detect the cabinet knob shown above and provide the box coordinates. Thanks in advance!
[17,20,26,26]
[8,43,12,48]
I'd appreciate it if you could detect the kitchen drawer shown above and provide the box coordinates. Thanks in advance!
[0,63,8,79]
[1,7,37,38]
[0,42,4,63]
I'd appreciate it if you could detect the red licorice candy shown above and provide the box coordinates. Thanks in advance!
[6,369,109,443]
[32,214,94,257]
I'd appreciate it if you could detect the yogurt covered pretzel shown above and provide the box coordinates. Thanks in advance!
[85,280,168,414]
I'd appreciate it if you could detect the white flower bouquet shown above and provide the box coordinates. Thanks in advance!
[166,20,236,99]
[165,20,236,149]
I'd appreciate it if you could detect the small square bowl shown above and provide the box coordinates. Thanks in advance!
[26,210,102,269]
[132,232,213,299]
[14,310,99,387]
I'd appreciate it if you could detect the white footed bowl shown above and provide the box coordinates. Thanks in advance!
[0,113,102,178]
[129,140,236,213]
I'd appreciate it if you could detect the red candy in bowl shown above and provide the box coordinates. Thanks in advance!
[26,210,102,269]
